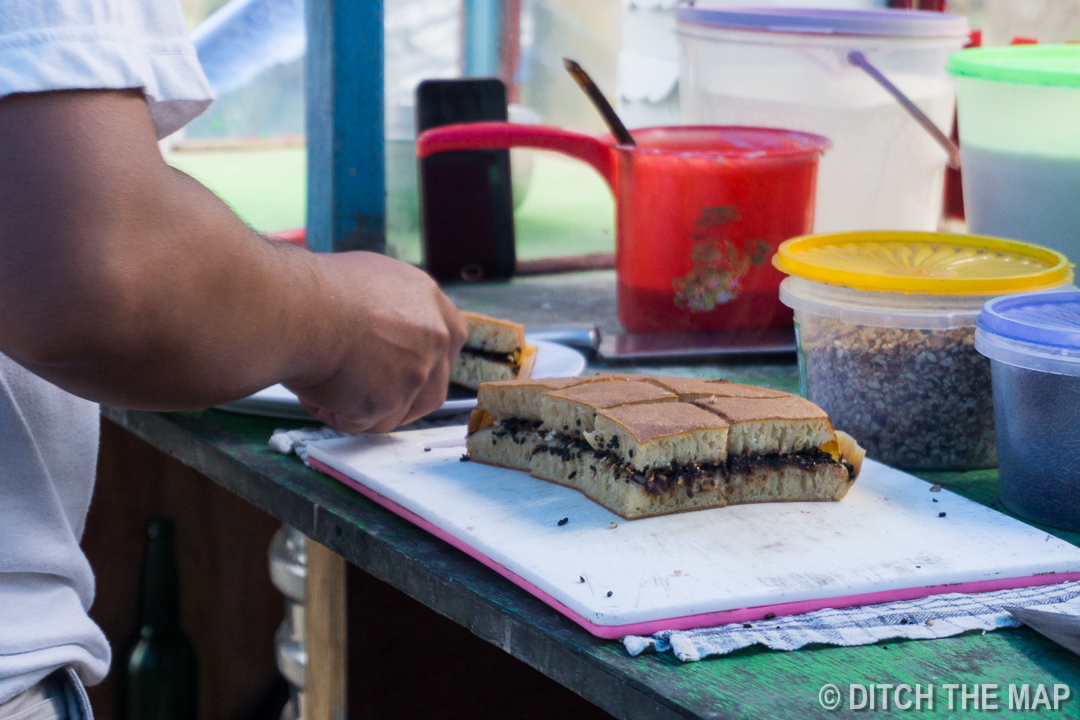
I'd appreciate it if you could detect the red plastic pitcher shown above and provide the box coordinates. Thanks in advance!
[417,123,830,333]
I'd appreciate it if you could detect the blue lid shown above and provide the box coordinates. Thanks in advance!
[978,292,1080,351]
[675,6,969,38]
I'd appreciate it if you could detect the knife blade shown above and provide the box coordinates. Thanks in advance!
[597,327,797,362]
[525,327,600,352]
[1005,606,1080,656]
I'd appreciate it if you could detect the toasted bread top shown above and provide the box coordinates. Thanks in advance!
[641,377,733,398]
[702,382,791,399]
[543,380,677,410]
[463,311,525,354]
[696,395,828,424]
[642,376,792,400]
[595,402,729,443]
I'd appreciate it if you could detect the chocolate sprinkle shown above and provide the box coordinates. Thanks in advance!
[460,347,517,364]
[764,613,776,620]
[938,512,947,518]
[606,591,613,597]
[558,517,569,526]
[529,433,850,497]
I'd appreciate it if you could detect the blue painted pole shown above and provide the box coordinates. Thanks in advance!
[306,0,385,253]
[463,0,501,77]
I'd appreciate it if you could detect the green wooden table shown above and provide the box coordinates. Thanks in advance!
[103,272,1080,719]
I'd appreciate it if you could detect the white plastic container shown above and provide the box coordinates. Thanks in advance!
[773,231,1073,471]
[676,7,968,234]
[976,292,1080,531]
[948,45,1080,261]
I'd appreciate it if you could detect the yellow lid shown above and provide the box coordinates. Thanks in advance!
[773,231,1073,295]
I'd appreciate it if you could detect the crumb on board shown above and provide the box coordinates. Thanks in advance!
[930,484,942,492]
[424,447,431,452]
[606,591,613,597]
[610,521,618,529]
[579,576,585,583]
[765,613,776,620]
[459,454,470,462]
[939,512,947,518]
[742,623,752,629]
[926,619,935,626]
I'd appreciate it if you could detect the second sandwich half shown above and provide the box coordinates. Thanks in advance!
[466,375,865,519]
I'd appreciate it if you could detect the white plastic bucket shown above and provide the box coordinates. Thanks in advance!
[676,7,968,234]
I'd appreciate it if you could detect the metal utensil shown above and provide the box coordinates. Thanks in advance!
[562,58,636,146]
[526,327,600,353]
[1005,606,1080,656]
[597,328,797,362]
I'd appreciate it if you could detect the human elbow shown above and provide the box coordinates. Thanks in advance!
[0,254,150,369]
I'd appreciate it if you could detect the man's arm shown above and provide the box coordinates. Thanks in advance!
[0,89,466,432]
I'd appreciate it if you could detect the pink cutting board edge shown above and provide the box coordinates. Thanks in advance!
[310,457,1080,640]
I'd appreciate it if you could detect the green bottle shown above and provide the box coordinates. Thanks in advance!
[123,518,198,720]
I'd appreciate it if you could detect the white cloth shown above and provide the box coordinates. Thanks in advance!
[624,581,1080,662]
[0,1,213,139]
[0,0,213,703]
[269,427,348,464]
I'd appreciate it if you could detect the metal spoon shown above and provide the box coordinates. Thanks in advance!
[562,58,636,147]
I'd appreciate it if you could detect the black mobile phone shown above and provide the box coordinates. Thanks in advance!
[416,78,515,283]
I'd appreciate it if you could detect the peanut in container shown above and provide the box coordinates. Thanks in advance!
[773,231,1073,471]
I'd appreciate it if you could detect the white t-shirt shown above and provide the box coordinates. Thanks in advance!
[0,1,213,702]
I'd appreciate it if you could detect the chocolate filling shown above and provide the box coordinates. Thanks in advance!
[530,432,854,496]
[482,418,542,446]
[461,347,519,365]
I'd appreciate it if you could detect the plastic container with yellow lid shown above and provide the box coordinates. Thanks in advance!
[773,231,1074,471]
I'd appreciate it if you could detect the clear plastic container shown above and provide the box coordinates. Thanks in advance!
[774,231,1073,470]
[948,45,1080,261]
[976,292,1080,531]
[676,7,968,234]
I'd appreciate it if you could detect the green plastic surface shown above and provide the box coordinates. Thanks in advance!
[948,44,1080,88]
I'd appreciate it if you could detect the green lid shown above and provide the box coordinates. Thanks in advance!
[948,45,1080,88]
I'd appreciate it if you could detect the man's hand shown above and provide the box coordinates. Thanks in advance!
[287,252,466,433]
[0,89,465,432]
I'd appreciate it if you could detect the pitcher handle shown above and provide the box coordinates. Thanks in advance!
[416,122,616,191]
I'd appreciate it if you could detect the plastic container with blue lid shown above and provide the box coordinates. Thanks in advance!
[976,292,1080,530]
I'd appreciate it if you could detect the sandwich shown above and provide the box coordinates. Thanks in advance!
[466,375,864,519]
[450,312,537,390]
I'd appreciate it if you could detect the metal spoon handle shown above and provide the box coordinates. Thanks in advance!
[562,58,636,147]
[848,50,961,170]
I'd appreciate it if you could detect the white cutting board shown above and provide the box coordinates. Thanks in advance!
[306,426,1080,638]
